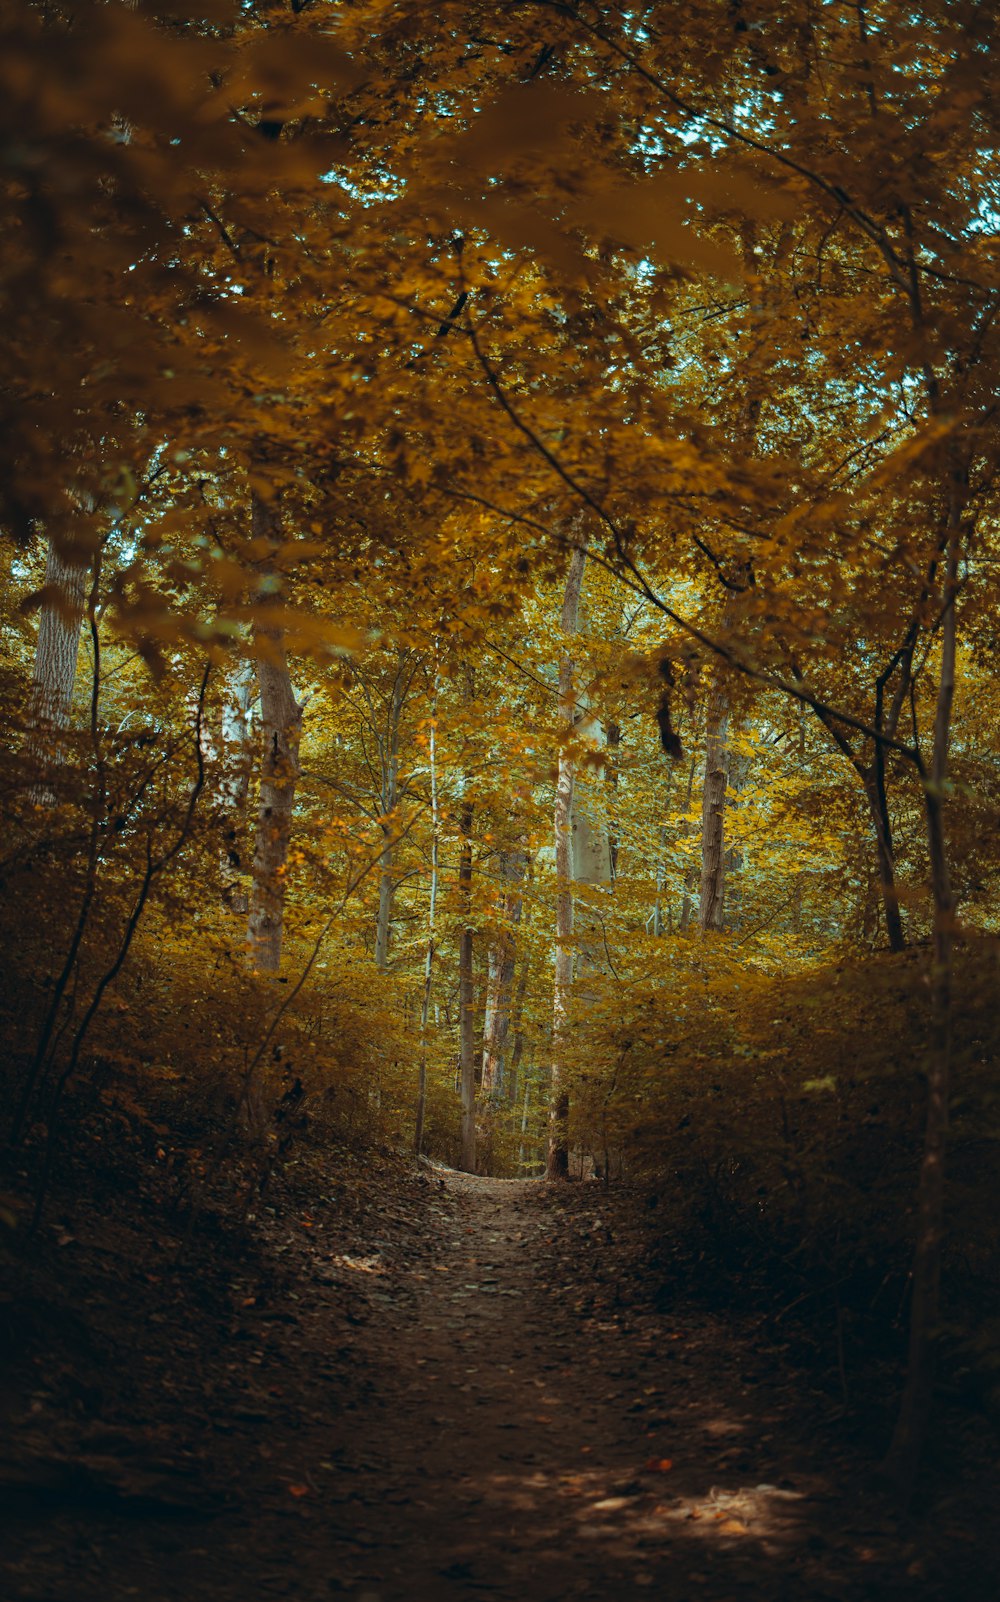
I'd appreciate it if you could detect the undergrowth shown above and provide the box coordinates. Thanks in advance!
[565,937,1000,1414]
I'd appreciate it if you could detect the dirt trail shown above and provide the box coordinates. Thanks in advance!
[2,1167,994,1601]
[316,1171,831,1602]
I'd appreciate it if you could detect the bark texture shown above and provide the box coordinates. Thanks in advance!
[722,747,750,933]
[698,684,731,932]
[414,700,439,1157]
[374,851,395,972]
[678,746,700,933]
[480,848,528,1099]
[219,658,255,913]
[506,871,534,1110]
[882,479,962,1494]
[368,650,416,971]
[27,541,89,796]
[862,768,906,952]
[548,543,586,1181]
[458,799,476,1173]
[247,495,302,973]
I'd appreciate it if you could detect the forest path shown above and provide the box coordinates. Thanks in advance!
[308,1168,844,1602]
[2,1164,986,1601]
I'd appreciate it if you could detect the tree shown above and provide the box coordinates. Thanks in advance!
[2,0,999,1502]
[247,494,303,974]
[548,543,587,1181]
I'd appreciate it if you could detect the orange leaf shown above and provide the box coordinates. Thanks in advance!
[643,1458,674,1473]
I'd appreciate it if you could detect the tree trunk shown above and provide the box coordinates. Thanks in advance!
[506,872,534,1109]
[548,542,586,1181]
[723,746,750,933]
[481,848,528,1098]
[699,684,731,932]
[27,540,89,797]
[458,799,476,1173]
[247,494,302,974]
[518,1077,532,1173]
[374,844,394,972]
[12,553,101,1142]
[678,746,700,933]
[219,658,255,913]
[649,711,686,936]
[805,658,911,954]
[414,695,440,1157]
[606,720,621,881]
[372,651,410,971]
[861,767,906,952]
[882,483,961,1495]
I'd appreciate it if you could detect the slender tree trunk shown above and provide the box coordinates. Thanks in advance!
[27,540,89,797]
[792,707,806,933]
[807,708,909,954]
[571,706,613,1025]
[678,745,699,933]
[219,658,255,913]
[480,943,507,1097]
[518,1077,532,1172]
[481,848,527,1098]
[606,720,621,881]
[549,736,576,1180]
[861,769,906,952]
[12,556,102,1144]
[699,684,731,932]
[506,872,534,1109]
[458,798,476,1172]
[548,543,586,1181]
[414,696,440,1156]
[373,652,410,971]
[247,494,302,973]
[883,484,961,1494]
[723,747,750,933]
[693,225,762,930]
[374,844,395,971]
[650,711,686,935]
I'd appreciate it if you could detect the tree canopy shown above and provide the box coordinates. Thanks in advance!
[3,0,1000,1500]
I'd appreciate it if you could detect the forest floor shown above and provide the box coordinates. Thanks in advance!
[2,1154,999,1602]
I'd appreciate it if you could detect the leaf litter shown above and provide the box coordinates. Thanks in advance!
[1,1157,998,1600]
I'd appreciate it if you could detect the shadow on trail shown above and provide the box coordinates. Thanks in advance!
[2,1167,995,1602]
